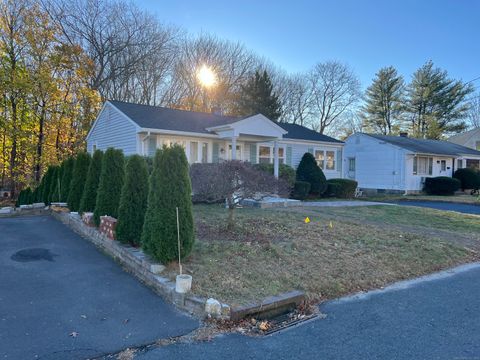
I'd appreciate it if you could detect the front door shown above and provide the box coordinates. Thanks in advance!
[228,144,242,160]
[347,157,356,179]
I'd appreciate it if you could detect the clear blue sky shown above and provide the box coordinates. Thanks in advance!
[136,0,480,89]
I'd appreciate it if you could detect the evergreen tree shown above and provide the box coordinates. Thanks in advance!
[237,70,282,120]
[79,150,104,213]
[363,66,405,134]
[94,148,124,225]
[116,155,149,246]
[142,146,195,263]
[41,166,55,204]
[60,157,75,202]
[67,152,91,211]
[50,164,64,203]
[296,152,327,195]
[48,166,60,204]
[407,61,474,139]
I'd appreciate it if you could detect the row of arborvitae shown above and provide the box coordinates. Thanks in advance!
[18,145,194,264]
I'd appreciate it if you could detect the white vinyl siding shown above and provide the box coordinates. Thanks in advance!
[87,104,138,155]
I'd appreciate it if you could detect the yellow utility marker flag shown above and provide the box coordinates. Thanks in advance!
[329,221,333,229]
[304,217,310,224]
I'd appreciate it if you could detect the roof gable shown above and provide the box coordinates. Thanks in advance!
[365,133,480,157]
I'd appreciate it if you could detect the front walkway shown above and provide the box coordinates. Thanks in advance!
[0,216,198,360]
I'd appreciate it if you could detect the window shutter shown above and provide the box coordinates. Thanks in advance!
[249,144,257,164]
[428,158,433,175]
[413,157,417,174]
[212,143,219,163]
[286,146,292,166]
[336,149,342,172]
[148,136,157,157]
[308,148,314,154]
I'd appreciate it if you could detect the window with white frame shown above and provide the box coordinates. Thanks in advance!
[315,149,336,170]
[258,145,284,164]
[326,151,335,170]
[440,160,446,171]
[413,156,433,175]
[201,142,208,163]
[190,141,199,163]
[457,159,463,169]
[348,158,356,172]
[314,150,324,168]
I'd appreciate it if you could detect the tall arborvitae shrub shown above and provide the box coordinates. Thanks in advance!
[51,164,63,203]
[48,166,60,204]
[94,148,124,225]
[16,188,32,206]
[116,155,149,246]
[41,166,55,204]
[67,152,91,211]
[79,150,103,213]
[142,146,195,263]
[60,157,75,201]
[296,152,327,195]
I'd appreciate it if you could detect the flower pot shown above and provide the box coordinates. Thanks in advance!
[175,274,192,293]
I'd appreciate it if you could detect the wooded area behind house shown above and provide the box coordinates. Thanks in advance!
[1,0,479,195]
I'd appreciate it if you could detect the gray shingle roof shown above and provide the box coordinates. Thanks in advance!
[366,133,480,156]
[278,123,344,143]
[109,100,343,143]
[110,100,241,134]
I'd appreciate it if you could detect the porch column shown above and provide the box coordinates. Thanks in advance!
[273,140,279,178]
[231,136,237,160]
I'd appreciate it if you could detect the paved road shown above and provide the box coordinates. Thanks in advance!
[0,216,198,360]
[136,263,480,360]
[394,200,480,215]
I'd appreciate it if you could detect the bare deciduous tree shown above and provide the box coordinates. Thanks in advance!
[468,95,480,128]
[190,161,290,229]
[308,61,361,134]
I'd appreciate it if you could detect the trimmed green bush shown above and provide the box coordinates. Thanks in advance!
[94,148,125,225]
[253,163,296,187]
[326,178,358,198]
[424,176,460,195]
[16,187,32,206]
[79,150,104,213]
[67,152,91,212]
[142,146,195,263]
[116,155,149,246]
[292,181,311,200]
[453,168,480,191]
[296,152,327,195]
[60,157,75,202]
[32,187,40,203]
[50,164,63,203]
[48,166,61,204]
[41,166,55,204]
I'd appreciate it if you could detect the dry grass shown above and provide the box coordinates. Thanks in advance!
[166,204,478,306]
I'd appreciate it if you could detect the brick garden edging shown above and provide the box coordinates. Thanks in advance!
[49,209,306,321]
[50,209,226,318]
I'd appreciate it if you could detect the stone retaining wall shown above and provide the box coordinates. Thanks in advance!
[50,209,224,318]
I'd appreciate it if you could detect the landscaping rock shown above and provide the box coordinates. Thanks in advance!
[150,264,165,274]
[0,207,14,214]
[99,216,117,240]
[32,202,46,209]
[51,202,68,207]
[205,298,222,317]
[19,204,33,210]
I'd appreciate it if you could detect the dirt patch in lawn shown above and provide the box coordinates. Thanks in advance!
[164,204,478,307]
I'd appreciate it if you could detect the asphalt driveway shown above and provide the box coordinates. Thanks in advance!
[393,200,480,215]
[0,215,198,360]
[136,263,480,360]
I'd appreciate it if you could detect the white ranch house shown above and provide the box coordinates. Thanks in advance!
[344,133,480,194]
[86,101,344,178]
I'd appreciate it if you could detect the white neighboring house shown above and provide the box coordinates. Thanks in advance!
[86,100,345,178]
[343,133,480,194]
[448,127,480,157]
